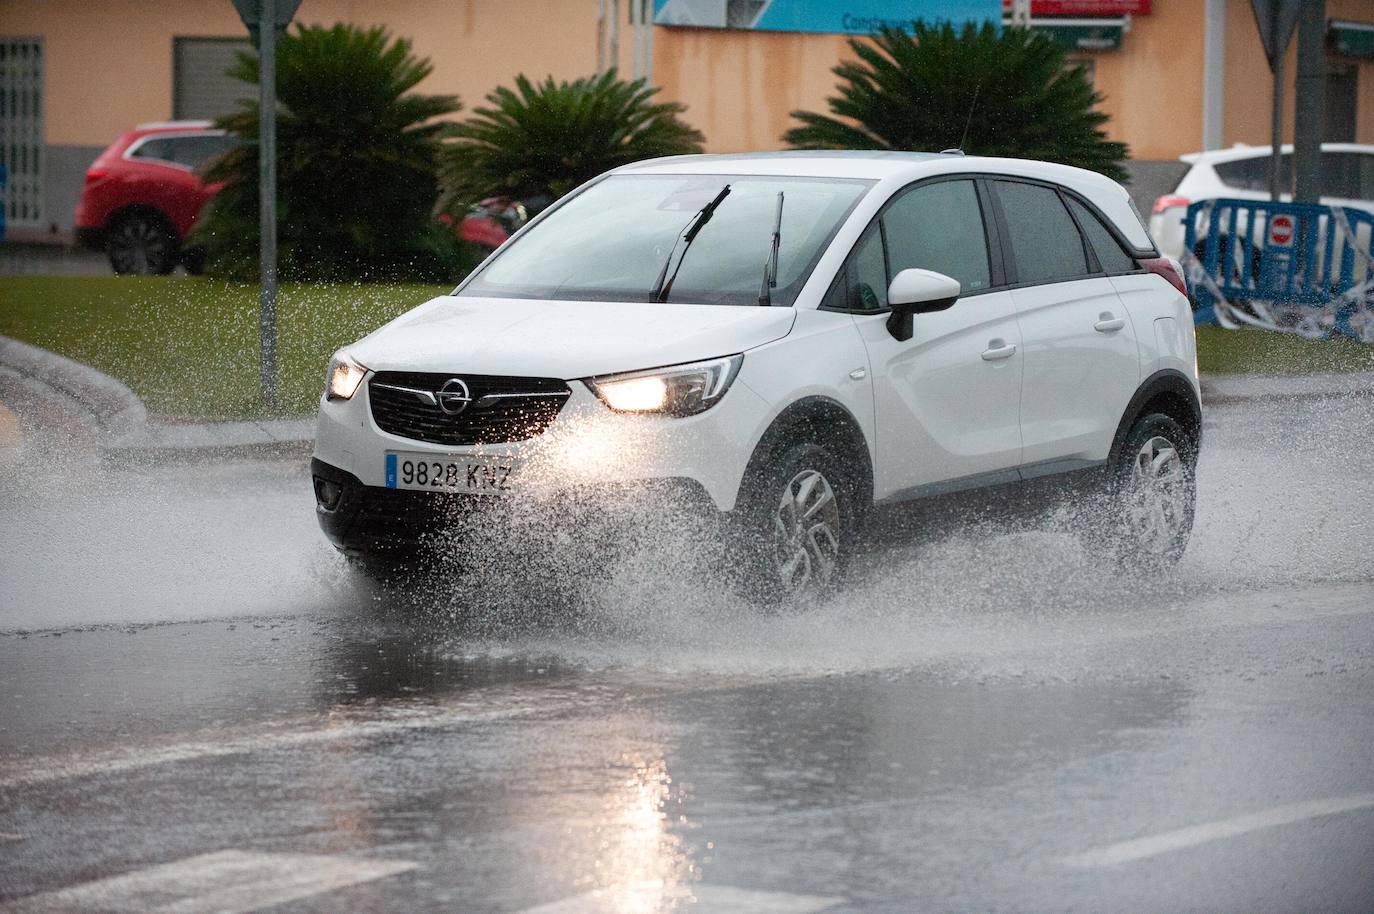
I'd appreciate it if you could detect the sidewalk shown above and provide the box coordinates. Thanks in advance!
[1,334,1371,462]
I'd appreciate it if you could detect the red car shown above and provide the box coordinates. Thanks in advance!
[74,121,239,274]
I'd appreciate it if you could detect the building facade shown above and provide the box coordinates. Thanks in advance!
[3,0,1373,238]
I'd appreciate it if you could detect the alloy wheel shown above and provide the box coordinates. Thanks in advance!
[772,468,842,598]
[1122,435,1189,556]
[109,217,170,275]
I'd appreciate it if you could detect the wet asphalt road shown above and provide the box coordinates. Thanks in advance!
[1,392,1372,912]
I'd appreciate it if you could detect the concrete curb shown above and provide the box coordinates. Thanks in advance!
[1200,370,1374,405]
[0,335,315,460]
[0,334,147,441]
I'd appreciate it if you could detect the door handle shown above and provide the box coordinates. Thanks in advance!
[981,341,1016,361]
[1094,315,1126,332]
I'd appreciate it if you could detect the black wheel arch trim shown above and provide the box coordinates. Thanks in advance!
[741,395,875,513]
[1110,369,1202,464]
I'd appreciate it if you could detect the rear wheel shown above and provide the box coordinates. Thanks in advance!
[107,212,177,275]
[1101,413,1197,569]
[732,442,856,606]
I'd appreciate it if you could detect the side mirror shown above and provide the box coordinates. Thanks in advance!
[886,268,961,341]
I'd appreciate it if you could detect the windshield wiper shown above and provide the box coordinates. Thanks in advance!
[650,184,731,303]
[758,191,784,306]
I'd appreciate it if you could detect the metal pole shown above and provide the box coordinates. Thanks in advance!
[1270,50,1285,201]
[1202,0,1225,150]
[1292,0,1325,203]
[609,0,619,73]
[597,0,606,73]
[258,0,278,409]
[643,0,654,83]
[630,0,640,80]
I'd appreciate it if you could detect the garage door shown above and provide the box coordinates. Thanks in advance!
[1,38,44,229]
[173,37,255,121]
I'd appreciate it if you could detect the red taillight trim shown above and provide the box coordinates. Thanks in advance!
[1139,256,1190,300]
[1152,194,1190,214]
[84,168,109,183]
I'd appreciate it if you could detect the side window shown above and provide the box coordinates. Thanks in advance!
[171,134,238,170]
[1360,154,1374,200]
[849,225,888,311]
[882,179,990,294]
[994,180,1090,285]
[1321,152,1361,199]
[1067,197,1136,274]
[129,137,175,162]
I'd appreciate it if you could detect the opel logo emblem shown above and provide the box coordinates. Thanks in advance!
[436,378,471,415]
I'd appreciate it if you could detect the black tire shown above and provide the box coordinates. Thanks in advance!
[1095,413,1197,569]
[107,212,178,275]
[730,440,858,607]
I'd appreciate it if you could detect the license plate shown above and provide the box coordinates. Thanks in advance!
[385,453,517,494]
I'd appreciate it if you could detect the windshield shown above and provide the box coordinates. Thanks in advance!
[458,174,872,307]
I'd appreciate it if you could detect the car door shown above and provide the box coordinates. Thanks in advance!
[841,177,1023,500]
[989,178,1140,470]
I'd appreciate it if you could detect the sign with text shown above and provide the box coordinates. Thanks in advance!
[1001,0,1150,12]
[653,0,1001,34]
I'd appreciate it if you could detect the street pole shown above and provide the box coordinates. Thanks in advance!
[1202,0,1226,151]
[1270,49,1285,200]
[1292,0,1325,203]
[258,0,278,409]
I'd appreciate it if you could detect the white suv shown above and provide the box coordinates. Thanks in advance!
[1149,143,1374,261]
[313,152,1200,600]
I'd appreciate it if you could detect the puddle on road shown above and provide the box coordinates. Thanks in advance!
[1,397,1371,677]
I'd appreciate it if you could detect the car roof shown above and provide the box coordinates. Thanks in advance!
[618,151,1153,251]
[1181,143,1374,164]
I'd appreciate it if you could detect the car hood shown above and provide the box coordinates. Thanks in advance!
[348,296,797,379]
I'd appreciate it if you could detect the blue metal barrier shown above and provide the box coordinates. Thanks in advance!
[1181,197,1374,341]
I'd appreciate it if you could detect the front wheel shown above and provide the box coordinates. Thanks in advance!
[1101,413,1197,569]
[107,212,177,275]
[731,442,856,606]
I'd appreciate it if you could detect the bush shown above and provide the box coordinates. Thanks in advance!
[196,23,470,282]
[785,22,1129,182]
[439,69,704,211]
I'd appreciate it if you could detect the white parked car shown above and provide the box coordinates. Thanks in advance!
[1149,143,1374,261]
[313,152,1201,601]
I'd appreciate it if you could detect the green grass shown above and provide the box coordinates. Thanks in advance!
[0,276,447,419]
[3,276,1371,419]
[1195,325,1374,375]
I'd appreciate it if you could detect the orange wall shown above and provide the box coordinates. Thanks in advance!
[3,0,1372,157]
[0,0,609,148]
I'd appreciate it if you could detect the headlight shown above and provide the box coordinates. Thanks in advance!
[585,354,743,417]
[325,352,367,401]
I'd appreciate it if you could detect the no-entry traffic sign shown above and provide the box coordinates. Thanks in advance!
[1270,214,1294,247]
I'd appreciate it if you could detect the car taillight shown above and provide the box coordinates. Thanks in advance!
[1139,256,1190,300]
[84,168,109,183]
[1152,194,1190,214]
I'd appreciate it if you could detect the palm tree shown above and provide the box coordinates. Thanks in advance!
[197,23,465,281]
[440,70,704,211]
[785,22,1129,182]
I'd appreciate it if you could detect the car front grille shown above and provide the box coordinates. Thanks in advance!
[368,371,571,446]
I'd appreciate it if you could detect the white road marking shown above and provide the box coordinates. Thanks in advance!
[0,701,542,791]
[517,882,845,913]
[0,832,21,843]
[0,849,417,914]
[1062,792,1374,868]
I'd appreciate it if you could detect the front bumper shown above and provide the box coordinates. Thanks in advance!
[311,457,718,555]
